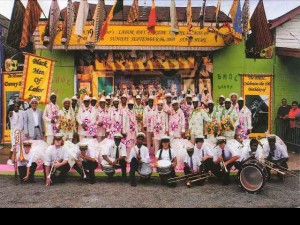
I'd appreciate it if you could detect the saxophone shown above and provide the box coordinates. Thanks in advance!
[14,130,25,162]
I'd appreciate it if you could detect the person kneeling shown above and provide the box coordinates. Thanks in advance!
[74,143,98,184]
[17,141,37,183]
[155,136,177,187]
[101,133,127,182]
[184,147,204,186]
[44,133,70,187]
[129,133,151,187]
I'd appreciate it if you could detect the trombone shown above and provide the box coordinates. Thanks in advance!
[263,160,300,178]
[13,130,25,184]
[168,172,214,188]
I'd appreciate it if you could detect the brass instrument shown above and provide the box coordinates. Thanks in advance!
[263,160,300,178]
[14,130,25,162]
[168,172,214,188]
[220,160,228,173]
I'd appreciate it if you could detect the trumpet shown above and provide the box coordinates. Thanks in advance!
[263,160,300,178]
[78,158,87,179]
[220,160,228,173]
[168,172,214,188]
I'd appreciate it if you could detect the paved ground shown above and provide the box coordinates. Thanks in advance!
[0,175,299,208]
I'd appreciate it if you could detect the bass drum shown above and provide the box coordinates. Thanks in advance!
[239,160,268,194]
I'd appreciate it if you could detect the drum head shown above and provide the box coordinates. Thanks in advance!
[240,165,265,193]
[158,160,171,168]
[139,164,153,177]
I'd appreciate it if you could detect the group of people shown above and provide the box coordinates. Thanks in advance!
[8,91,289,188]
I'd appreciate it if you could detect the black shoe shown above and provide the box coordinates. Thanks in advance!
[131,182,137,187]
[90,180,96,185]
[29,179,36,184]
[122,177,128,183]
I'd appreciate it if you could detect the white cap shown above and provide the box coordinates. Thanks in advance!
[71,96,77,100]
[238,97,244,101]
[121,94,127,99]
[137,132,146,138]
[114,133,123,139]
[99,98,106,102]
[54,133,64,139]
[29,98,38,104]
[157,100,164,105]
[91,97,97,101]
[195,135,205,139]
[207,100,214,105]
[172,100,179,105]
[113,97,119,102]
[182,91,186,95]
[161,136,170,141]
[62,98,71,104]
[217,136,227,142]
[149,96,155,100]
[230,93,239,98]
[225,98,232,103]
[50,92,56,97]
[83,96,91,101]
[266,134,277,140]
[192,97,199,102]
[105,95,111,100]
[204,88,208,91]
[186,94,192,98]
[78,143,89,148]
[136,95,141,99]
[128,99,135,105]
[220,95,225,99]
[165,93,172,98]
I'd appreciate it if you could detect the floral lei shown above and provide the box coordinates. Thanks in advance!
[50,103,59,134]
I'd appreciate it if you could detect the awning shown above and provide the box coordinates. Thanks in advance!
[95,57,195,71]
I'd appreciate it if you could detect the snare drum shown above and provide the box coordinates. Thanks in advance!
[102,164,115,176]
[239,159,268,194]
[157,160,172,176]
[138,163,153,179]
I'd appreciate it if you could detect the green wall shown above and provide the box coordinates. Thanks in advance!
[36,50,75,107]
[273,56,300,118]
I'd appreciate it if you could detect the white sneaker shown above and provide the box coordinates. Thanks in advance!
[7,160,14,166]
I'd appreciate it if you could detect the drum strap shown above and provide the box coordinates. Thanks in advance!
[158,148,172,161]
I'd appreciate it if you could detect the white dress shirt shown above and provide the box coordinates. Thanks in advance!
[44,145,69,166]
[155,148,176,162]
[129,145,150,163]
[184,154,201,171]
[101,143,127,165]
[264,143,289,161]
[17,151,34,167]
[76,147,97,162]
[195,143,214,162]
[213,145,240,162]
[32,110,39,127]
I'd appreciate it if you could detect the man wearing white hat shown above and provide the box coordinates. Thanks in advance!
[134,95,144,132]
[91,97,98,109]
[169,100,186,140]
[24,98,44,141]
[189,97,211,144]
[181,94,194,132]
[221,98,238,140]
[105,95,111,109]
[108,97,123,139]
[120,94,128,113]
[201,88,212,106]
[230,93,240,114]
[96,97,110,142]
[122,100,138,153]
[43,93,60,145]
[76,96,98,141]
[143,96,156,151]
[58,98,76,141]
[236,97,252,140]
[129,133,151,187]
[153,100,169,154]
[163,93,173,116]
[214,95,225,113]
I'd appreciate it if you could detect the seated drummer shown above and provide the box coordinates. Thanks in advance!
[129,133,151,187]
[265,135,289,181]
[194,136,214,173]
[155,136,177,187]
[101,133,128,182]
[74,143,98,185]
[44,133,70,187]
[238,139,265,163]
[213,137,240,185]
[17,141,37,183]
[184,147,201,175]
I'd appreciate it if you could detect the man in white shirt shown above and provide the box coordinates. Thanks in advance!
[194,136,214,173]
[17,141,37,183]
[24,98,44,141]
[43,93,60,145]
[143,96,156,150]
[264,135,289,181]
[129,133,151,187]
[184,147,201,176]
[7,103,25,166]
[236,97,252,140]
[74,143,98,184]
[101,133,128,182]
[44,134,70,186]
[213,137,240,185]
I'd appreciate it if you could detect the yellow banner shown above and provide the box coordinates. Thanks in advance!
[20,54,56,104]
[2,72,23,143]
[38,24,229,47]
[242,75,273,137]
